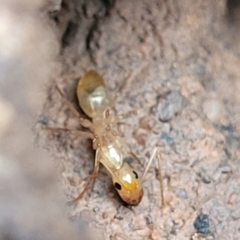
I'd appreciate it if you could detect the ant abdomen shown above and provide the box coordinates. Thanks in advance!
[77,70,110,118]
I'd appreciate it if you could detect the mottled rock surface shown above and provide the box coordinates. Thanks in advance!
[1,0,240,239]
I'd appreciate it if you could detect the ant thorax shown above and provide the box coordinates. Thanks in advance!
[91,110,113,136]
[99,137,124,171]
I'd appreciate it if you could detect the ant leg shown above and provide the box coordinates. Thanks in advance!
[117,69,132,95]
[157,150,164,209]
[114,107,139,124]
[70,149,100,204]
[108,70,132,110]
[89,148,102,194]
[141,147,164,208]
[108,124,144,171]
[45,127,94,139]
[114,137,144,168]
[129,150,144,168]
[55,85,93,130]
[112,233,130,240]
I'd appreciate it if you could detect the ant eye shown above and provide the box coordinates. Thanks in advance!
[114,182,122,190]
[133,170,138,179]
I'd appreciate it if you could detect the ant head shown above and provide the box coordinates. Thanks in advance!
[112,163,143,206]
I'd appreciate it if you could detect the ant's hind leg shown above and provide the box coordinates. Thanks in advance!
[107,70,132,111]
[55,85,93,130]
[45,127,94,139]
[70,149,100,204]
[141,147,165,209]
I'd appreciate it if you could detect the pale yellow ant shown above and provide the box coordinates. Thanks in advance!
[50,70,164,206]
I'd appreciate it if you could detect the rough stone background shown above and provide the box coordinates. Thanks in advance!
[1,0,240,239]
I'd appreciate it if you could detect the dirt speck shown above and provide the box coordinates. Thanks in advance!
[157,91,188,122]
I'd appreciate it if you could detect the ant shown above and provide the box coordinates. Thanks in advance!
[48,70,164,207]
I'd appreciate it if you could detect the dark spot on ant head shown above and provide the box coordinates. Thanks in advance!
[114,182,122,190]
[133,170,138,179]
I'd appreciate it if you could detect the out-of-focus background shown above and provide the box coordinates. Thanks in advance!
[1,0,240,240]
[0,1,97,239]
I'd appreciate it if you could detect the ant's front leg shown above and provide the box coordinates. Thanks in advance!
[141,147,165,209]
[113,136,144,168]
